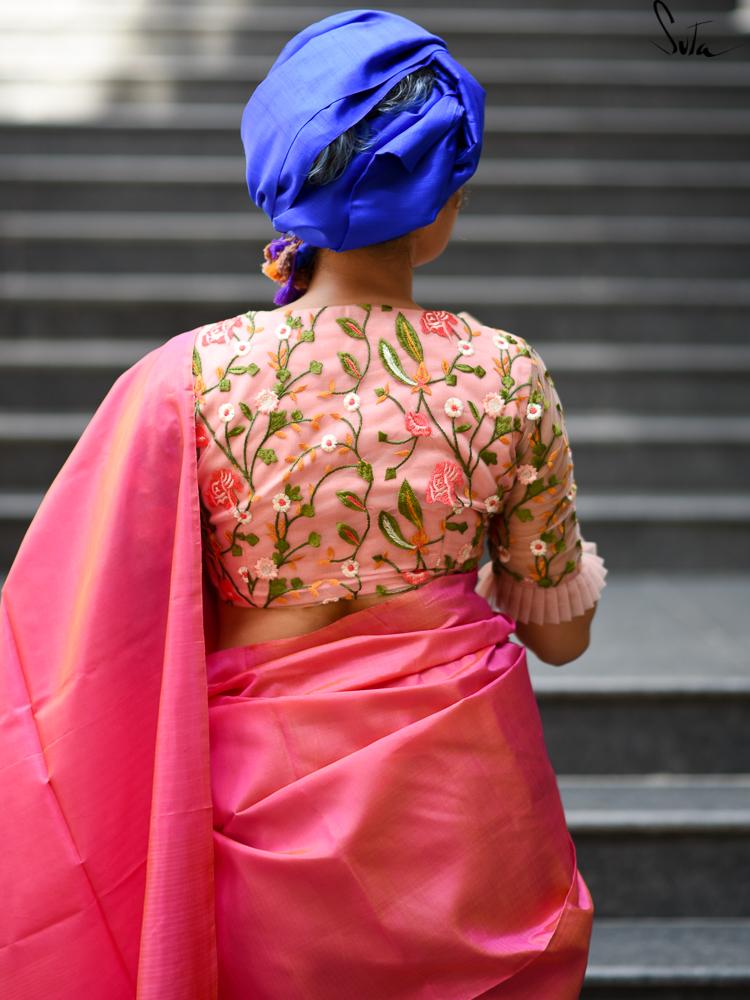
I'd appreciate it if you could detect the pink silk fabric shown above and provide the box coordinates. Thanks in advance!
[207,571,593,999]
[0,326,592,998]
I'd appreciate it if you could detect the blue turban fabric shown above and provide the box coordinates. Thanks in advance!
[240,8,486,252]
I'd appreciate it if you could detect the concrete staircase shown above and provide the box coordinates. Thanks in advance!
[1,2,749,994]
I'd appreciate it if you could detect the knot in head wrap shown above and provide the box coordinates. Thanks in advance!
[241,7,486,261]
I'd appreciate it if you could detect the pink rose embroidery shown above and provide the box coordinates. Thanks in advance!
[402,570,431,585]
[405,410,432,437]
[420,310,458,339]
[425,461,465,506]
[205,467,244,510]
[198,315,245,347]
[195,420,210,450]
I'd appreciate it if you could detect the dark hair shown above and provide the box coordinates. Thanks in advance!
[306,66,437,187]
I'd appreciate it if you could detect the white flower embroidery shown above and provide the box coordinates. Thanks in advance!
[254,557,278,579]
[272,492,291,513]
[218,402,235,422]
[484,494,501,513]
[232,508,252,523]
[343,391,360,412]
[517,464,538,485]
[238,566,249,580]
[567,482,578,502]
[341,559,359,578]
[320,433,337,453]
[493,333,510,350]
[530,539,547,557]
[482,392,504,417]
[458,544,473,563]
[234,341,251,356]
[527,402,544,421]
[275,323,292,340]
[444,397,464,418]
[457,341,474,356]
[322,595,342,604]
[255,388,279,414]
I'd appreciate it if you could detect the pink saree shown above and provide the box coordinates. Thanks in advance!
[0,328,592,998]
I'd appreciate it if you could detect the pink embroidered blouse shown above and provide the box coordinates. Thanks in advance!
[193,304,607,623]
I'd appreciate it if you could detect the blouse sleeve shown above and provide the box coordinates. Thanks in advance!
[475,340,608,625]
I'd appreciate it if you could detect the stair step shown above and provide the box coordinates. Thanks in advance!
[1,410,748,491]
[4,212,748,277]
[2,110,748,160]
[583,917,750,997]
[1,339,747,415]
[558,775,750,916]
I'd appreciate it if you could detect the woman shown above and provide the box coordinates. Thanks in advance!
[0,9,607,1000]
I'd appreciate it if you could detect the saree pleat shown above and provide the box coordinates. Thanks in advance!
[206,572,593,999]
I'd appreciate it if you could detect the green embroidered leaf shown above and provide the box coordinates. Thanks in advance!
[398,479,423,528]
[337,522,360,546]
[501,375,515,389]
[336,317,366,340]
[357,460,374,483]
[515,508,534,522]
[192,347,202,376]
[540,531,557,544]
[384,467,397,481]
[378,511,415,550]
[268,411,287,433]
[227,426,245,437]
[246,363,260,376]
[377,339,417,386]
[527,479,548,499]
[536,579,553,588]
[445,373,457,387]
[291,409,304,422]
[336,490,366,512]
[337,351,362,379]
[239,401,252,420]
[268,578,288,598]
[552,423,563,437]
[257,448,278,464]
[454,423,472,433]
[395,313,424,363]
[231,544,242,557]
[444,554,455,569]
[285,484,303,501]
[276,368,291,382]
[468,401,481,423]
[376,584,389,595]
[564,561,576,574]
[299,329,315,342]
[228,366,249,374]
[219,378,231,391]
[474,366,486,378]
[307,531,321,547]
[374,387,387,397]
[291,577,305,589]
[242,533,259,546]
[377,430,388,442]
[479,448,497,465]
[455,363,474,374]
[494,416,514,436]
[276,538,290,553]
[300,503,315,518]
[272,382,284,395]
[446,521,468,533]
[309,360,323,375]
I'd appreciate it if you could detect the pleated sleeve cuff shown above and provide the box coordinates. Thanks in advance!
[475,538,608,626]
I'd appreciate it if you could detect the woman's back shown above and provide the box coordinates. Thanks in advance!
[194,302,604,648]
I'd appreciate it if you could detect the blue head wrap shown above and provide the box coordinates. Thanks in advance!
[241,8,485,302]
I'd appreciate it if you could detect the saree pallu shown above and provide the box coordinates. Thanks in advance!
[207,571,593,999]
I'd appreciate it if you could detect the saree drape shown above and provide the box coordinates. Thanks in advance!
[0,327,592,998]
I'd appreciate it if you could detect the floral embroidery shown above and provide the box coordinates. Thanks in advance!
[194,304,588,608]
